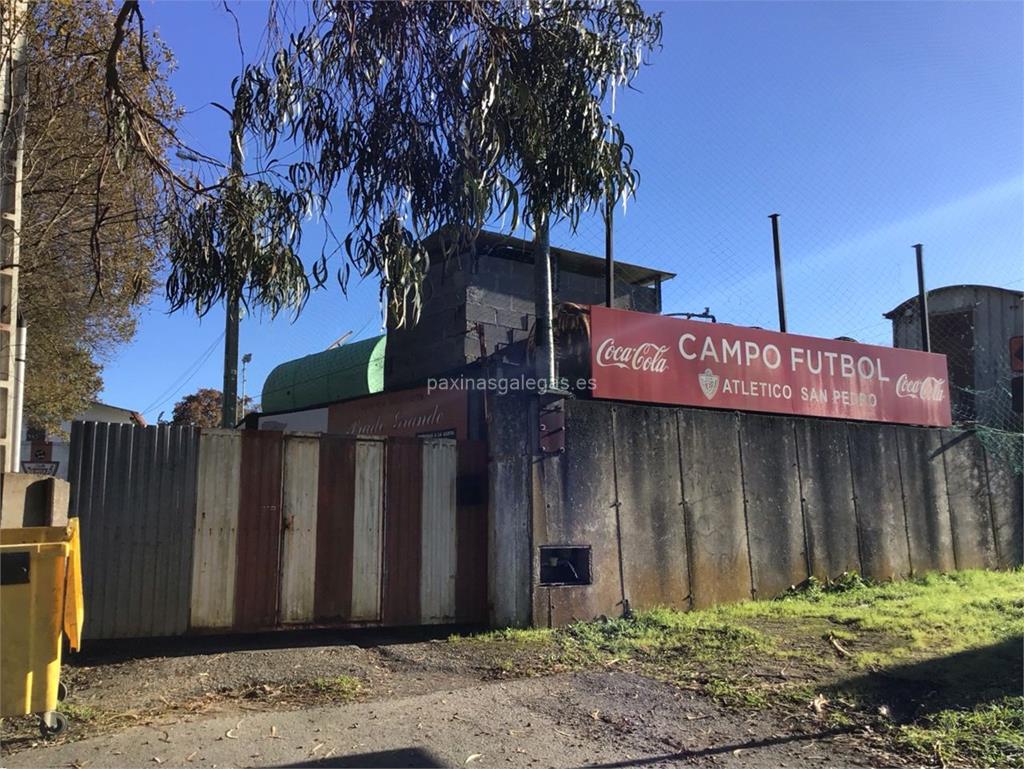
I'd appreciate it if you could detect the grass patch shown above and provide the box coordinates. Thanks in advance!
[559,607,769,667]
[895,696,1024,769]
[449,626,554,645]
[308,675,363,701]
[703,678,772,709]
[722,569,1024,666]
[454,569,1023,768]
[56,702,100,722]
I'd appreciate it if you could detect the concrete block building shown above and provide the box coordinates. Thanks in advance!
[384,230,673,389]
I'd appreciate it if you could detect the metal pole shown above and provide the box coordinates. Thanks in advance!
[237,359,245,424]
[238,352,251,424]
[914,243,930,353]
[769,213,787,332]
[533,212,556,385]
[11,316,26,470]
[605,189,614,308]
[222,118,243,428]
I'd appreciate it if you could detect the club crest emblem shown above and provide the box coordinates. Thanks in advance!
[698,368,720,400]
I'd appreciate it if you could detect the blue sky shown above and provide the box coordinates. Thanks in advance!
[101,1,1023,418]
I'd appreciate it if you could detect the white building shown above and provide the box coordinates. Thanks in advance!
[21,401,145,479]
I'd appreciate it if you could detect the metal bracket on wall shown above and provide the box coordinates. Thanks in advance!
[539,398,565,455]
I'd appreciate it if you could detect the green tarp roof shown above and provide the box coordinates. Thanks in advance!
[261,335,386,414]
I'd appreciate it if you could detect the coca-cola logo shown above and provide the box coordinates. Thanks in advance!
[595,338,669,373]
[895,374,946,401]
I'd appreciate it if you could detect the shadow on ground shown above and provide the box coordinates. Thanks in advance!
[68,624,486,665]
[275,747,445,767]
[270,728,859,769]
[827,635,1023,722]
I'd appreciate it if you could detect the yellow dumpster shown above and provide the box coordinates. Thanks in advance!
[1,519,84,737]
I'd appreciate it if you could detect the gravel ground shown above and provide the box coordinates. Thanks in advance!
[3,671,895,769]
[1,629,904,768]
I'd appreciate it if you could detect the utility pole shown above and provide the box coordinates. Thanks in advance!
[1,0,29,471]
[221,118,243,428]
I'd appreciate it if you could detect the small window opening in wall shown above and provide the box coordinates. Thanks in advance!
[539,546,592,586]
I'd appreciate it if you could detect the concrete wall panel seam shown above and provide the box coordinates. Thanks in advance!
[736,415,757,600]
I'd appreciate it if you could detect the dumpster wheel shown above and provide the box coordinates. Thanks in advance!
[57,681,69,701]
[39,712,67,738]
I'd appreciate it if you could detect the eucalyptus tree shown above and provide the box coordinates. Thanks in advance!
[107,0,662,384]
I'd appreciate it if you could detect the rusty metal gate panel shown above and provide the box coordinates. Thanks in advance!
[382,438,422,625]
[420,439,458,624]
[69,421,199,640]
[191,429,241,629]
[314,435,357,621]
[234,430,284,630]
[351,438,385,621]
[279,434,320,623]
[456,440,488,623]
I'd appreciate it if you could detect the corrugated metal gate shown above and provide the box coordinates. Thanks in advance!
[69,423,488,639]
[68,422,200,639]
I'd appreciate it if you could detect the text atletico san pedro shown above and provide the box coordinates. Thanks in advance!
[588,305,952,427]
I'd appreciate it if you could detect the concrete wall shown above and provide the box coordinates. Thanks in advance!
[506,399,1021,626]
[487,393,534,627]
[0,472,69,528]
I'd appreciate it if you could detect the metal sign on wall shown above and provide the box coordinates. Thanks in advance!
[589,305,952,427]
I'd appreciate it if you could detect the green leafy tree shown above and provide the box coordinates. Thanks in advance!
[105,0,662,331]
[17,0,177,431]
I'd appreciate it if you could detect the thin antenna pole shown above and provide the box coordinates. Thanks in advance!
[769,213,787,332]
[914,243,931,352]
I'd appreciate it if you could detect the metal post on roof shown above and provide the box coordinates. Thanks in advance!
[914,243,931,353]
[769,213,787,332]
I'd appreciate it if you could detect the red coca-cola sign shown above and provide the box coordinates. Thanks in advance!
[589,306,952,427]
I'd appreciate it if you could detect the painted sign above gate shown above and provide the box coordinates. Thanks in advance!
[328,386,469,439]
[588,305,952,427]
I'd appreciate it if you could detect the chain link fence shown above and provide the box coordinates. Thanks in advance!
[527,161,1023,473]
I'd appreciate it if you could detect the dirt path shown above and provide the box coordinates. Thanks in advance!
[3,671,891,769]
[1,628,913,768]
